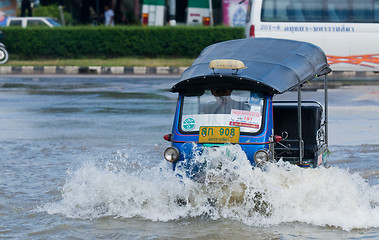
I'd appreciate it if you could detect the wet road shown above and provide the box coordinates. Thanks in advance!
[0,75,378,239]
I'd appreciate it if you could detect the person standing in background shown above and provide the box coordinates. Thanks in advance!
[21,0,32,17]
[104,5,114,26]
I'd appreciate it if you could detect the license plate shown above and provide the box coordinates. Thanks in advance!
[198,126,240,144]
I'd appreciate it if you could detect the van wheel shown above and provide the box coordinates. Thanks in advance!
[0,47,9,64]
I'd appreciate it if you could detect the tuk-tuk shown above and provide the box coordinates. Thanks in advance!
[163,38,331,179]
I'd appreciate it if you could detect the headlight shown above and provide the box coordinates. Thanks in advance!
[164,146,180,163]
[254,149,269,167]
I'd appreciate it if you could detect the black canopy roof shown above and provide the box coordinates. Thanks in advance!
[171,38,331,95]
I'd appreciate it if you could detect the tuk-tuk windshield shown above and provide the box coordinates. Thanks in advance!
[181,90,264,134]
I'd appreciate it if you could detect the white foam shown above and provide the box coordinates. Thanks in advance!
[43,145,379,231]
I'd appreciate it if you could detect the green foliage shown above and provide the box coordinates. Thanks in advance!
[33,4,75,26]
[0,26,244,59]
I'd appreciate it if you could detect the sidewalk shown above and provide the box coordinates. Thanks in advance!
[0,66,188,75]
[1,65,379,82]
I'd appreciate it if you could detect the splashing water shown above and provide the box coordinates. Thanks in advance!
[43,145,379,231]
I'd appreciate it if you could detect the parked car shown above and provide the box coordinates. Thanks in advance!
[4,17,61,27]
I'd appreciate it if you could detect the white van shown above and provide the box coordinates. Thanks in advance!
[245,0,379,72]
[5,17,61,28]
[141,0,165,26]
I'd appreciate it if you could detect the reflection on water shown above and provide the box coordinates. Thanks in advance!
[0,76,379,239]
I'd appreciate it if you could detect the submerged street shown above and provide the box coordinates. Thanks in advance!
[1,75,379,239]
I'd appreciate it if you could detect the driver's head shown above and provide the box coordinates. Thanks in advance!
[211,90,232,97]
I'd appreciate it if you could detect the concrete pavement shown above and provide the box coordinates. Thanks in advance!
[0,66,188,75]
[1,65,379,82]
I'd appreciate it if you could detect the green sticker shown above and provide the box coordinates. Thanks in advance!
[183,118,195,130]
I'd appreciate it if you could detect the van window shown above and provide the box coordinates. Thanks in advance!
[261,0,379,23]
[375,0,379,22]
[353,0,374,22]
[46,18,62,27]
[27,20,48,27]
[331,0,351,22]
[9,20,22,26]
[261,0,289,21]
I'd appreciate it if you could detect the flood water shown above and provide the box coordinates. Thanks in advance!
[1,75,379,239]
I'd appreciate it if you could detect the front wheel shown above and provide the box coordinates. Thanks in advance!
[0,46,9,64]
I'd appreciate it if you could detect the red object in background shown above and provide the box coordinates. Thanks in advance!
[249,25,255,37]
[142,13,149,25]
[202,17,210,26]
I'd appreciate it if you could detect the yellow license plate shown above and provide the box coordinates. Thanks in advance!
[198,126,240,144]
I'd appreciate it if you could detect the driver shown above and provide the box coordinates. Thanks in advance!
[201,89,249,114]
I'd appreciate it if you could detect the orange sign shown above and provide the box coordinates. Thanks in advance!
[327,54,379,68]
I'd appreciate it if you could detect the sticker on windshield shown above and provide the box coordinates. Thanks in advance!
[229,109,261,129]
[182,117,195,131]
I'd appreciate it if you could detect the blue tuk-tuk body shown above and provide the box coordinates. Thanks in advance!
[164,38,331,177]
[170,94,274,163]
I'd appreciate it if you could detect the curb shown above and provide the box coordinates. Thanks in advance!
[1,66,379,81]
[0,66,189,75]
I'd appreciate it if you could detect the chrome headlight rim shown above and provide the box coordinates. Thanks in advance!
[164,146,180,163]
[254,149,270,167]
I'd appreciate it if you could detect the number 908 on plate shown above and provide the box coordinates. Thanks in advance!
[198,126,240,144]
